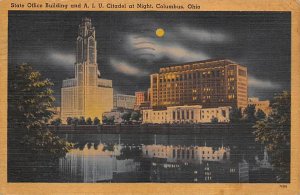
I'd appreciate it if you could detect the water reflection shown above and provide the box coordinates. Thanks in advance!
[58,134,275,183]
[142,144,230,164]
[59,144,140,182]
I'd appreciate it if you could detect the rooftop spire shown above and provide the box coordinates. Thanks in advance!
[81,17,91,26]
[76,17,97,65]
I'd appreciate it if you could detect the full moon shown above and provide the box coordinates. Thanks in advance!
[156,28,165,37]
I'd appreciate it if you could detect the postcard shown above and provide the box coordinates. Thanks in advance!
[0,0,299,194]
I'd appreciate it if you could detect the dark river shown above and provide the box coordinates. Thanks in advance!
[56,133,276,183]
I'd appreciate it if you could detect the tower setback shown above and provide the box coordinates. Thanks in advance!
[61,18,113,123]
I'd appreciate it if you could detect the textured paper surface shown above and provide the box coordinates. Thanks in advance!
[0,0,300,194]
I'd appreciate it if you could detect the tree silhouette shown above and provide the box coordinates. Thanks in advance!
[254,91,290,182]
[243,104,256,123]
[73,117,79,125]
[131,111,140,121]
[211,117,218,123]
[50,118,62,126]
[8,64,72,181]
[121,112,131,122]
[256,109,266,121]
[78,116,86,125]
[229,107,243,123]
[66,117,73,125]
[103,115,114,124]
[86,117,93,125]
[93,117,100,125]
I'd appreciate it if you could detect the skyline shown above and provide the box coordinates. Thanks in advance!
[8,11,291,105]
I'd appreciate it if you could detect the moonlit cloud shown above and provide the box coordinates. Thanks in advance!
[16,50,75,69]
[178,26,231,43]
[249,76,281,89]
[126,35,210,62]
[110,58,148,77]
[47,50,75,68]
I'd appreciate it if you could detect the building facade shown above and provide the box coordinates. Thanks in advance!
[113,94,135,110]
[142,105,231,124]
[150,59,248,109]
[134,91,150,110]
[61,18,113,123]
[248,97,271,115]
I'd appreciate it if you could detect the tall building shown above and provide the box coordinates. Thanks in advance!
[150,59,248,109]
[61,18,113,123]
[113,94,135,110]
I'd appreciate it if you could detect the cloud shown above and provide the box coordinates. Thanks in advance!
[110,58,148,77]
[248,76,281,89]
[178,26,231,43]
[15,50,75,70]
[47,50,75,68]
[126,35,210,62]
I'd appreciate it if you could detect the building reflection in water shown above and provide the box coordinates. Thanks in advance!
[58,133,275,183]
[58,142,256,183]
[59,144,140,182]
[142,144,230,164]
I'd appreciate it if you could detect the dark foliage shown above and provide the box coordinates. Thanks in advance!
[8,64,72,181]
[253,91,290,182]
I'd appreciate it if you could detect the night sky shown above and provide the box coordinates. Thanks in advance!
[8,11,290,106]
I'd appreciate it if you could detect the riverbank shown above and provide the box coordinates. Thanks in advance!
[48,123,255,136]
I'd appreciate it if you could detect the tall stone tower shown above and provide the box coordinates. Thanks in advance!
[61,17,113,123]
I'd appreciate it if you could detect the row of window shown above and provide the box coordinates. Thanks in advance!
[160,63,225,72]
[157,83,226,91]
[158,70,226,83]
